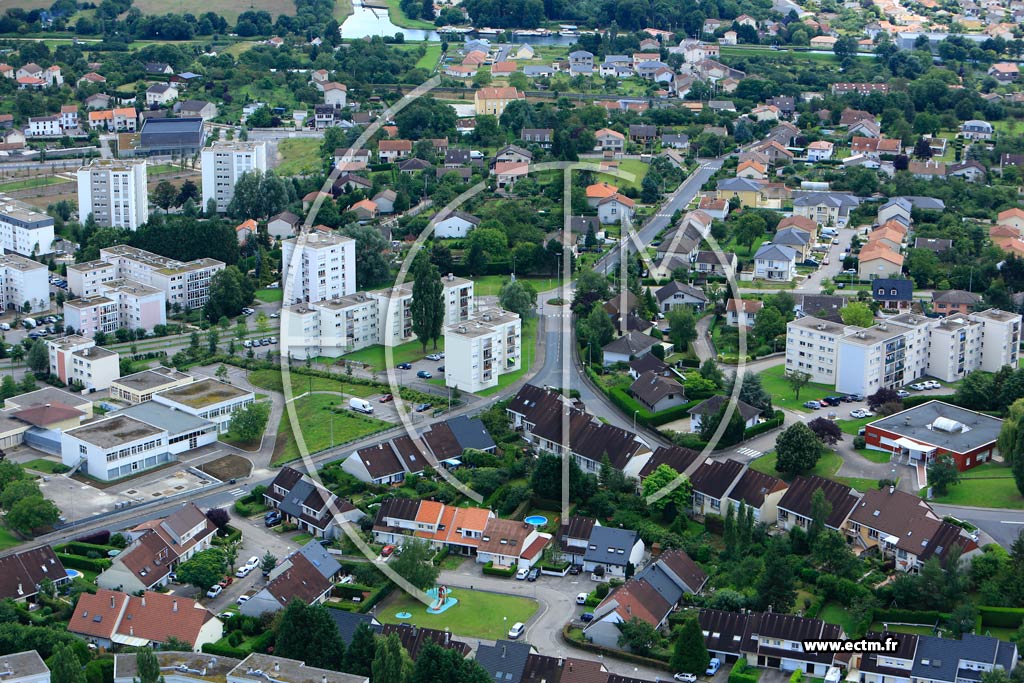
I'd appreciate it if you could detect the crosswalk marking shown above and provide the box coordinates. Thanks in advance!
[736,447,762,458]
[228,488,246,498]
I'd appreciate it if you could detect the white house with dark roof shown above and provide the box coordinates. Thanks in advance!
[602,331,658,365]
[655,281,707,312]
[753,243,797,281]
[582,526,644,579]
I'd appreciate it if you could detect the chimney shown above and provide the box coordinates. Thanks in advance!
[274,663,280,673]
[889,485,895,494]
[110,595,116,609]
[129,626,134,637]
[502,645,507,658]
[172,600,178,613]
[569,662,574,673]
[141,596,146,607]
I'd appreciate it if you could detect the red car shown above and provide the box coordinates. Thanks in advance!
[218,576,234,588]
[379,394,394,403]
[381,545,396,558]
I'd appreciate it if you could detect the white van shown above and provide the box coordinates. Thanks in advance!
[0,323,9,331]
[349,398,374,414]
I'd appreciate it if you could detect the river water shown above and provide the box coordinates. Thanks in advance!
[339,4,580,45]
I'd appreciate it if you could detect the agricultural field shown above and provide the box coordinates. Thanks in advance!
[133,0,296,21]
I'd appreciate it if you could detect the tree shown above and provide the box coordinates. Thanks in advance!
[671,618,710,674]
[274,601,346,670]
[175,548,226,591]
[786,371,812,401]
[50,643,87,683]
[808,417,843,445]
[134,647,163,683]
[26,340,49,375]
[756,538,796,612]
[499,279,536,319]
[151,181,178,213]
[372,633,411,683]
[929,455,961,495]
[205,507,230,531]
[572,269,610,316]
[1,479,42,510]
[577,302,615,360]
[868,388,901,412]
[947,603,978,637]
[261,552,277,576]
[775,422,822,475]
[642,464,691,514]
[617,617,660,656]
[751,306,785,344]
[228,401,271,442]
[227,171,288,220]
[389,538,440,590]
[412,643,489,683]
[345,623,377,677]
[410,256,444,351]
[176,179,200,206]
[812,530,857,578]
[809,488,832,543]
[667,307,697,353]
[699,359,724,388]
[466,242,486,275]
[734,213,767,251]
[840,302,875,327]
[698,402,746,448]
[341,224,391,289]
[6,495,60,534]
[203,266,255,322]
[735,372,771,412]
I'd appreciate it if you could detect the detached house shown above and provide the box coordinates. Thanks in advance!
[655,281,707,312]
[752,243,797,281]
[725,298,762,327]
[263,466,363,539]
[239,541,341,617]
[777,475,859,532]
[70,589,222,651]
[475,517,550,570]
[378,139,412,163]
[582,526,644,579]
[792,191,860,227]
[630,370,686,413]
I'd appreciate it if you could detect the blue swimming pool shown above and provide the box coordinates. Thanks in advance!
[524,515,547,526]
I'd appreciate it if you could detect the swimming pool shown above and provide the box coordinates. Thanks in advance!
[524,515,547,526]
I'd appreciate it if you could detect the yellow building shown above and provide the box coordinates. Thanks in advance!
[474,87,525,118]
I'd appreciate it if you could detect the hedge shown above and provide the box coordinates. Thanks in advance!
[743,414,785,439]
[333,583,375,599]
[212,525,242,546]
[483,561,517,577]
[202,643,247,658]
[56,553,111,572]
[56,541,116,557]
[432,546,450,566]
[359,583,395,613]
[873,608,946,624]
[730,660,761,683]
[978,606,1024,629]
[560,624,671,670]
[902,394,958,409]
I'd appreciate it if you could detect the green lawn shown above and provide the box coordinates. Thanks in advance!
[758,364,839,412]
[924,477,1024,509]
[333,0,353,20]
[749,449,842,481]
[0,176,68,192]
[415,44,442,70]
[837,476,888,492]
[854,448,893,464]
[836,417,873,435]
[0,524,20,551]
[869,622,935,636]
[341,338,445,371]
[597,159,649,192]
[820,603,859,636]
[382,0,436,28]
[21,458,69,474]
[273,393,391,465]
[254,288,283,302]
[960,461,1014,479]
[248,368,378,398]
[276,138,322,176]
[477,317,537,397]
[377,588,538,640]
[470,275,552,297]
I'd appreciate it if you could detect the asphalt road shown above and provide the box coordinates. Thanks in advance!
[930,503,1024,549]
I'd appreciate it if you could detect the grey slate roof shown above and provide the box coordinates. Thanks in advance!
[871,278,914,302]
[583,526,640,567]
[791,191,860,209]
[898,195,946,210]
[688,394,761,422]
[753,243,797,261]
[773,227,810,247]
[911,634,1017,683]
[474,640,533,683]
[446,415,496,452]
[329,610,381,645]
[296,540,342,580]
[717,177,764,192]
[602,331,658,356]
[656,280,707,303]
[115,401,214,435]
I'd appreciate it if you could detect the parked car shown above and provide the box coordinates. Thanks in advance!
[381,545,396,558]
[206,585,223,599]
[508,622,525,639]
[235,565,253,578]
[909,383,927,391]
[236,594,251,605]
[568,564,582,575]
[415,402,432,412]
[396,362,413,370]
[580,612,595,623]
[527,567,540,581]
[924,380,941,389]
[674,675,697,683]
[847,393,864,401]
[804,400,821,409]
[821,396,843,406]
[832,238,840,245]
[850,409,873,419]
[264,510,282,527]
[416,370,432,379]
[218,577,234,588]
[515,567,529,580]
[896,390,911,398]
[801,259,820,268]
[706,659,722,676]
[425,353,442,361]
[576,593,588,605]
[379,394,394,403]
[437,366,445,373]
[243,556,259,570]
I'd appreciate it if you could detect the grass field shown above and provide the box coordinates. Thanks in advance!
[477,317,537,397]
[0,524,21,551]
[377,588,538,639]
[924,477,1024,509]
[820,603,859,636]
[0,176,69,192]
[21,458,69,474]
[273,393,391,464]
[415,44,443,70]
[868,622,935,636]
[254,288,283,302]
[470,274,552,297]
[133,0,295,20]
[341,338,445,370]
[382,0,437,28]
[758,364,839,412]
[749,449,842,481]
[249,368,378,398]
[837,476,887,492]
[959,461,1014,479]
[334,0,354,20]
[276,138,323,177]
[597,159,649,192]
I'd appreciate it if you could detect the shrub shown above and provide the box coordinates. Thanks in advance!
[978,606,1024,629]
[595,583,610,598]
[482,561,517,577]
[56,553,111,573]
[201,642,247,658]
[853,436,866,449]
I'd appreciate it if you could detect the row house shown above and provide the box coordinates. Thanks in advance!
[372,497,495,555]
[263,466,363,539]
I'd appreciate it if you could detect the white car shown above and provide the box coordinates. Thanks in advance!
[236,595,251,605]
[674,675,698,683]
[849,409,873,419]
[244,556,259,569]
[515,567,529,580]
[508,622,525,639]
[924,380,941,389]
[206,585,223,599]
[235,565,253,578]
[909,383,927,391]
[576,593,588,605]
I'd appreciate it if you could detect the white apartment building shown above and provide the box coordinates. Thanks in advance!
[444,308,522,393]
[0,253,49,313]
[93,245,224,310]
[281,276,476,359]
[77,159,149,230]
[66,260,117,297]
[786,309,1023,395]
[26,115,61,136]
[0,194,56,256]
[281,232,356,304]
[200,141,268,213]
[61,414,171,481]
[64,279,166,336]
[47,335,120,391]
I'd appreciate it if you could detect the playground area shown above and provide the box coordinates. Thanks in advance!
[376,587,538,639]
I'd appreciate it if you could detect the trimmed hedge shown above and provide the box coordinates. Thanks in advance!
[202,643,247,658]
[212,525,242,546]
[359,583,394,613]
[978,606,1024,629]
[730,660,761,683]
[483,561,517,577]
[873,608,946,624]
[56,541,116,557]
[333,583,375,599]
[744,414,784,438]
[248,631,275,654]
[56,553,111,572]
[432,546,450,566]
[902,394,958,409]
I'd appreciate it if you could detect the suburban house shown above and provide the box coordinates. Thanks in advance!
[70,589,222,651]
[752,243,797,281]
[725,298,762,327]
[263,466,363,539]
[557,515,600,565]
[688,396,762,435]
[858,244,905,281]
[595,128,626,154]
[656,281,708,312]
[777,476,859,532]
[602,331,658,365]
[630,370,686,413]
[475,517,550,570]
[932,290,981,316]
[239,542,341,616]
[0,546,69,603]
[372,498,494,556]
[582,526,644,579]
[597,193,635,225]
[792,191,860,227]
[342,438,426,485]
[872,278,914,310]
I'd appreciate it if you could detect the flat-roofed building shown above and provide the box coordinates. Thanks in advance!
[61,414,170,480]
[152,378,255,433]
[444,308,521,393]
[200,141,268,213]
[281,232,356,304]
[76,159,149,230]
[0,252,49,313]
[0,194,56,256]
[47,335,120,390]
[0,651,49,683]
[93,245,224,310]
[228,654,367,683]
[111,367,194,404]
